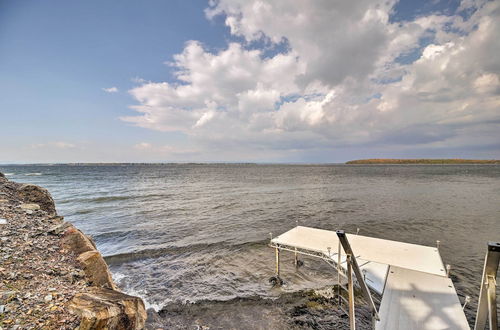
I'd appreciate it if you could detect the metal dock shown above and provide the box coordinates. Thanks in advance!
[269,226,499,330]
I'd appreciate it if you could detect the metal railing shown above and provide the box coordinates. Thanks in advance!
[474,241,500,330]
[336,230,380,329]
[269,230,381,329]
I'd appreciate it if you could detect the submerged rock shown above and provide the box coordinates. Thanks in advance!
[69,287,146,330]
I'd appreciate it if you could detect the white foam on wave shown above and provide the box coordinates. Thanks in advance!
[25,173,42,176]
[111,272,164,311]
[112,272,127,283]
[3,173,14,176]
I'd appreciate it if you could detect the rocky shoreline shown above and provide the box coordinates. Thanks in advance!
[1,171,373,330]
[0,172,146,329]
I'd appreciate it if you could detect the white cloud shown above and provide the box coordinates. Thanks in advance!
[132,142,198,156]
[122,0,500,159]
[103,87,119,93]
[31,141,76,149]
[133,142,152,150]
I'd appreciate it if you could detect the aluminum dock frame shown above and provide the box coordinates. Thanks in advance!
[268,226,487,330]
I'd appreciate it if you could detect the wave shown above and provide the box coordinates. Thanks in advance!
[58,193,173,205]
[104,239,267,266]
[73,209,94,215]
[25,173,42,176]
[3,173,14,176]
[91,196,132,203]
[212,202,238,210]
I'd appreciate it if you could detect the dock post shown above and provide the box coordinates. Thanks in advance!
[294,220,299,268]
[337,230,379,321]
[474,241,500,330]
[337,240,342,306]
[347,254,356,330]
[275,247,281,278]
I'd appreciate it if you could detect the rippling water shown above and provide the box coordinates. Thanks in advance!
[1,164,499,322]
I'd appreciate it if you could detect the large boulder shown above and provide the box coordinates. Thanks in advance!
[69,287,146,330]
[0,172,7,184]
[77,251,117,290]
[16,184,56,215]
[61,226,97,254]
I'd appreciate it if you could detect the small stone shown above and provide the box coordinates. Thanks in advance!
[44,294,52,302]
[0,218,7,225]
[0,305,5,313]
[1,291,16,300]
[19,203,41,210]
[47,222,71,235]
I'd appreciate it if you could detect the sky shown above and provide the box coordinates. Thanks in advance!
[0,0,499,163]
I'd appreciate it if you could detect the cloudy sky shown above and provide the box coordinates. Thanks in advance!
[1,0,499,163]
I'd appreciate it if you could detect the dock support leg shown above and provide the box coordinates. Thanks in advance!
[474,242,500,330]
[269,246,283,287]
[275,247,281,277]
[347,254,356,330]
[337,240,342,306]
[294,247,298,268]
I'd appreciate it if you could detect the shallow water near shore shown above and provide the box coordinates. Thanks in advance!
[2,163,499,325]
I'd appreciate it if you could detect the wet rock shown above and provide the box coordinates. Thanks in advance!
[69,287,146,330]
[61,226,96,254]
[16,184,56,215]
[77,251,117,290]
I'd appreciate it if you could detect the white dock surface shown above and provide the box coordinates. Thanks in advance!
[376,266,470,330]
[272,226,446,276]
[271,226,470,330]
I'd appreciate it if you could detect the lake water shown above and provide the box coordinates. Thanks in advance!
[1,163,499,323]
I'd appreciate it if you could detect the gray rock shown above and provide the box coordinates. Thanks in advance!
[16,184,56,215]
[47,222,71,235]
[19,203,41,211]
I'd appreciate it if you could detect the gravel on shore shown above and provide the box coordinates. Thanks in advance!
[0,174,84,329]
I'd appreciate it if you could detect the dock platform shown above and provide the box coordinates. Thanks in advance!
[270,226,470,329]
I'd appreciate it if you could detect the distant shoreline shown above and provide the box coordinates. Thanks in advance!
[345,159,500,164]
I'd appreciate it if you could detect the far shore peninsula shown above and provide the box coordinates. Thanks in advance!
[345,159,500,164]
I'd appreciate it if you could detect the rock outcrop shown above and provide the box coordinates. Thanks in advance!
[0,172,146,329]
[16,183,56,215]
[69,287,146,330]
[62,222,147,329]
